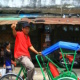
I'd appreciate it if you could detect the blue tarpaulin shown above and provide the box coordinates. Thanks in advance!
[19,14,39,18]
[42,41,80,56]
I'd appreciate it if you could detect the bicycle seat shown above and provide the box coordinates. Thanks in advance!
[49,62,59,77]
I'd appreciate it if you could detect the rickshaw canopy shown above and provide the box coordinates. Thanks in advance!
[42,41,80,56]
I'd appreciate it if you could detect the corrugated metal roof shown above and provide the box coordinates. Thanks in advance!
[0,20,19,25]
[0,18,80,25]
[33,18,80,25]
[0,17,21,25]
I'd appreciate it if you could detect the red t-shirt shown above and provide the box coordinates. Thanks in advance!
[14,31,32,59]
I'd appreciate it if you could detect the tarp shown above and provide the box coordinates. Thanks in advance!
[42,41,80,56]
[0,17,21,20]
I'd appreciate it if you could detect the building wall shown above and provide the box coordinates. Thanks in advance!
[51,24,80,44]
[0,25,14,47]
[0,0,80,8]
[0,24,80,62]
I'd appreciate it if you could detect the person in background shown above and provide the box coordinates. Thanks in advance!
[1,46,4,57]
[11,21,41,80]
[3,41,16,73]
[0,46,4,65]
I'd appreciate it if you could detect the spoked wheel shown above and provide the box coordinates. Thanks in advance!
[61,70,77,76]
[58,77,77,80]
[60,58,70,67]
[0,73,23,80]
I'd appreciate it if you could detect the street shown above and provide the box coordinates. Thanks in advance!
[13,67,80,80]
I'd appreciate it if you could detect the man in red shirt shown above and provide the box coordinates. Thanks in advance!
[11,21,41,80]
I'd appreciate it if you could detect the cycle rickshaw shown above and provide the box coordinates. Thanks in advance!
[36,41,80,80]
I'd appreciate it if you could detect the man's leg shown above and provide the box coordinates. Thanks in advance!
[19,56,35,80]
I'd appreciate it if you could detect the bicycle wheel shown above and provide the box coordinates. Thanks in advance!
[0,73,23,80]
[57,77,76,80]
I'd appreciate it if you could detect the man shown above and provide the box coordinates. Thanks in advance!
[11,21,41,80]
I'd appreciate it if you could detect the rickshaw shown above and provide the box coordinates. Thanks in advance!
[36,41,80,80]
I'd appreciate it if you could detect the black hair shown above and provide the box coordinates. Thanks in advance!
[18,21,30,28]
[3,41,10,49]
[16,21,30,31]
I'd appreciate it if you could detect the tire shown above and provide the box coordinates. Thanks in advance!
[61,70,77,76]
[0,73,23,80]
[60,58,70,67]
[57,77,76,80]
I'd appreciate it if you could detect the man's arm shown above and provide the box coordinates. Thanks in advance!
[29,46,41,55]
[11,22,17,37]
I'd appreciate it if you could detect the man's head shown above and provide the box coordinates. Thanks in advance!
[18,21,30,35]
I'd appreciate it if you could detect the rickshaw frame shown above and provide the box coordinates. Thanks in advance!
[36,41,79,80]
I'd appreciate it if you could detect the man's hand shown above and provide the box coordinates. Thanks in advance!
[38,52,42,55]
[3,64,6,68]
[11,22,17,37]
[11,22,17,30]
[11,60,16,67]
[29,46,42,55]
